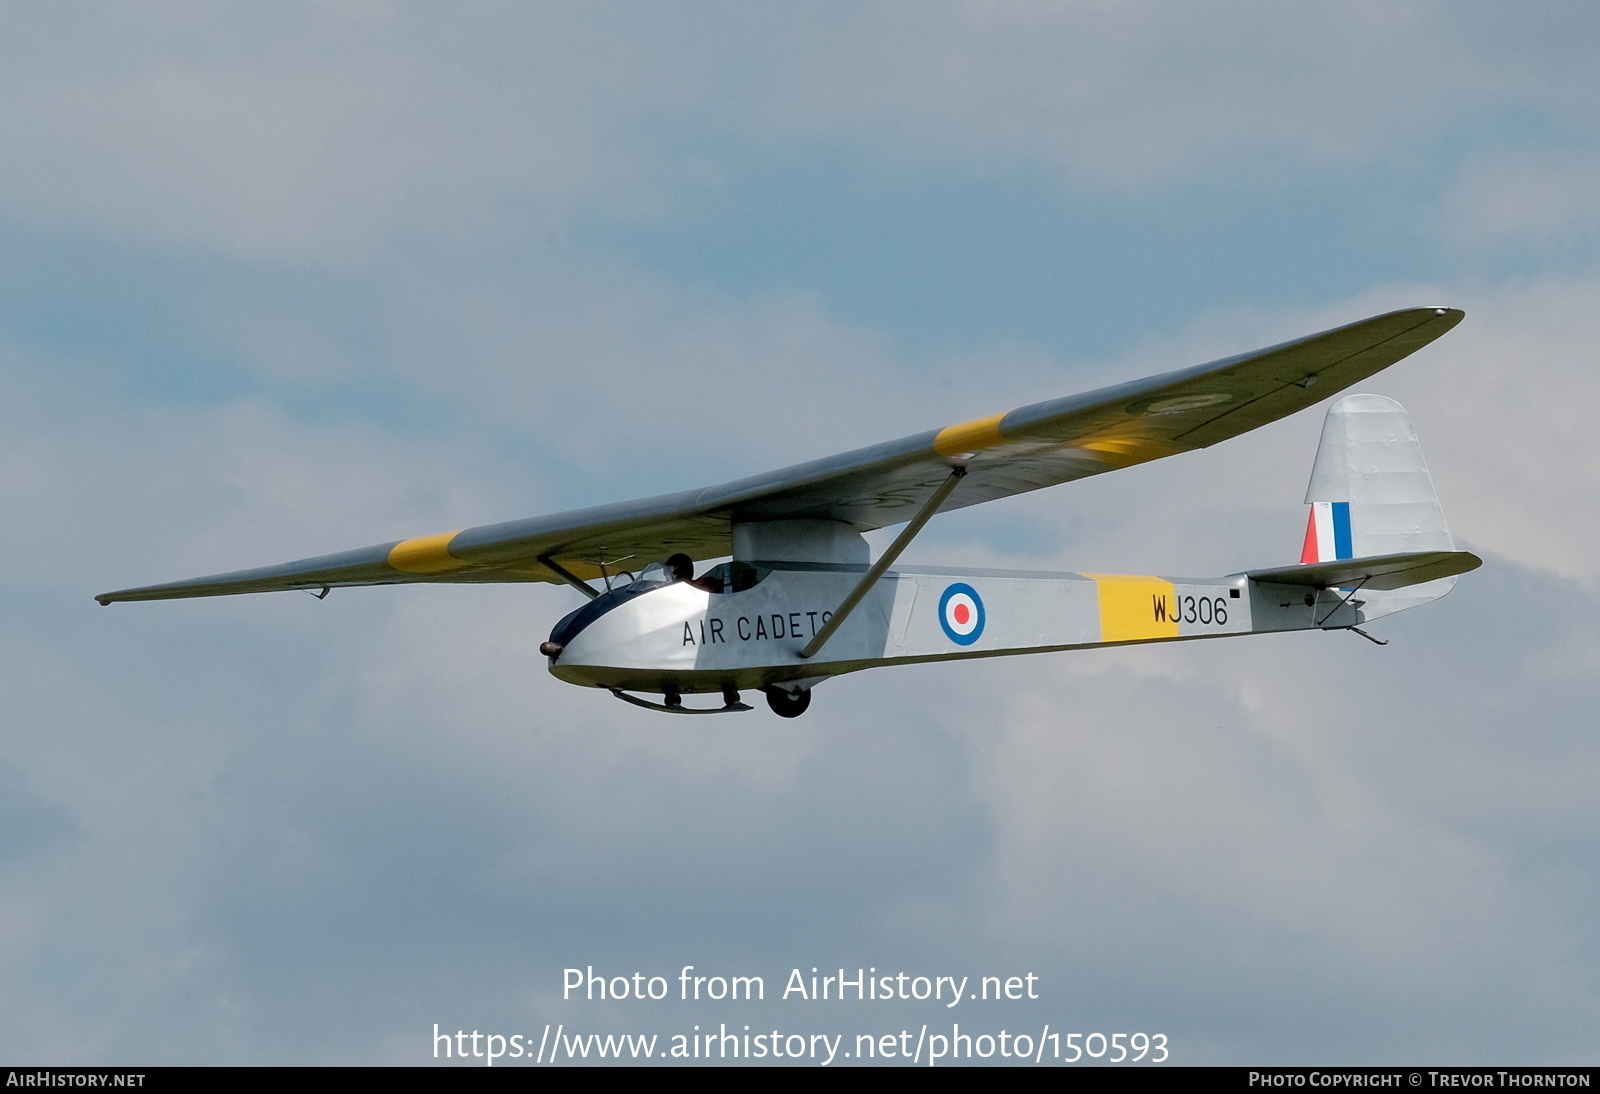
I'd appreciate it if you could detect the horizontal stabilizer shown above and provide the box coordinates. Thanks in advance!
[1247,550,1482,591]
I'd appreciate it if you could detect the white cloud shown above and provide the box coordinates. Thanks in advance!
[3,1,1600,1065]
[1442,151,1600,254]
[9,273,1600,1060]
[0,3,715,262]
[1,3,1598,264]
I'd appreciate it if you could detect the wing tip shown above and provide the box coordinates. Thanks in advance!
[1418,305,1465,331]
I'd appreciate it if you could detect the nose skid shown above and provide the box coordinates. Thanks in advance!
[609,688,754,715]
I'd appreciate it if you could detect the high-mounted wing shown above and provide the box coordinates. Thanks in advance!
[97,306,1462,604]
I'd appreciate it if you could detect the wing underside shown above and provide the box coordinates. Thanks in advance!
[97,307,1463,604]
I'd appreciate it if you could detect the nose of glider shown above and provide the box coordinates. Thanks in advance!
[539,641,563,659]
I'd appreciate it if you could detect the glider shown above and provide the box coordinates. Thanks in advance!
[99,307,1480,717]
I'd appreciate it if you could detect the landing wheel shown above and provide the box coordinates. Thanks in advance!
[763,685,811,718]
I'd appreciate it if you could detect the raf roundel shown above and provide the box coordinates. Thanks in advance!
[938,583,985,646]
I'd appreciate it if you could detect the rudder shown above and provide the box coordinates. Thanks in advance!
[1300,394,1458,619]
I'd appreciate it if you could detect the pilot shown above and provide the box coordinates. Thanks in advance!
[664,553,695,583]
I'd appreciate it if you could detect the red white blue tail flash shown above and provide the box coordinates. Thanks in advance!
[1300,501,1352,564]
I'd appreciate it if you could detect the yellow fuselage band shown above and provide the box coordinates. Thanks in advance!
[1084,574,1180,643]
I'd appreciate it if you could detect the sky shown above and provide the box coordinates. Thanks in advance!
[2,1,1599,1067]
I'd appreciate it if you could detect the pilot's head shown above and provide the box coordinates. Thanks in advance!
[664,553,694,582]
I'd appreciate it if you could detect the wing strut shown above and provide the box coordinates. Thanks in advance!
[799,467,966,660]
[538,556,601,600]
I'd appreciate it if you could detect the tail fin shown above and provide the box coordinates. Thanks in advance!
[1300,394,1459,620]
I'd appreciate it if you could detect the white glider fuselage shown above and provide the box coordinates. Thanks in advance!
[547,563,1357,695]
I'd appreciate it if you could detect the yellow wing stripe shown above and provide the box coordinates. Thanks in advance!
[388,531,470,574]
[1079,437,1189,468]
[933,413,1008,457]
[1084,574,1179,642]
